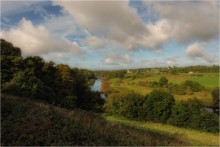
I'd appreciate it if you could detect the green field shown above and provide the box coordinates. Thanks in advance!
[104,72,219,106]
[105,115,219,146]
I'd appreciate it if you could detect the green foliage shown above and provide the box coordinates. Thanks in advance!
[169,101,191,126]
[1,40,103,112]
[144,90,175,123]
[159,77,168,87]
[183,80,204,92]
[149,81,160,88]
[211,88,220,108]
[1,39,21,56]
[169,98,219,133]
[2,69,43,98]
[168,83,186,95]
[120,93,145,118]
[104,92,146,118]
[61,95,77,109]
[169,65,219,73]
[96,70,127,79]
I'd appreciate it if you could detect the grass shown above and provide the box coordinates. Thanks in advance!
[105,115,220,146]
[1,94,187,146]
[104,72,219,106]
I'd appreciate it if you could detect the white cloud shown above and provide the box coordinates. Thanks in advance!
[1,18,83,56]
[185,42,215,63]
[104,53,133,65]
[145,1,219,42]
[139,19,172,49]
[52,0,148,50]
[82,36,106,49]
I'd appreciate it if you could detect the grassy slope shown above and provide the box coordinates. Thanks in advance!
[105,73,219,106]
[1,94,186,146]
[105,115,220,146]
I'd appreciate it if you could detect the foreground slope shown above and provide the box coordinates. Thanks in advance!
[1,94,187,146]
[105,115,220,146]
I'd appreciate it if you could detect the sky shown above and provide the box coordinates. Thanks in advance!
[1,0,219,70]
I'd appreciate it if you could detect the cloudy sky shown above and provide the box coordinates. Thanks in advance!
[1,0,219,70]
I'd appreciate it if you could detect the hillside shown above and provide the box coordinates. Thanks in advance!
[1,94,187,146]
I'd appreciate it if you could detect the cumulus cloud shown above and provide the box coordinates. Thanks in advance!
[82,36,107,49]
[52,0,149,50]
[0,18,83,56]
[185,42,215,63]
[140,19,172,49]
[104,53,133,65]
[145,1,219,42]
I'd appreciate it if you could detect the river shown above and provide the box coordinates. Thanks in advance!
[91,79,106,99]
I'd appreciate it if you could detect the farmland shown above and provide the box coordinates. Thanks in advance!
[101,72,219,106]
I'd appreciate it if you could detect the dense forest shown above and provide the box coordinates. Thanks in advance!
[1,39,103,112]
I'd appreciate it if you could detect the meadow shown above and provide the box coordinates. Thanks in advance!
[102,72,219,106]
[105,115,219,146]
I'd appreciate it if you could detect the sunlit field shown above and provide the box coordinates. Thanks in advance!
[103,72,219,106]
[105,115,219,146]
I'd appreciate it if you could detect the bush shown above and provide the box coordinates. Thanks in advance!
[212,88,220,108]
[149,81,160,88]
[159,77,168,87]
[168,83,186,95]
[169,101,191,127]
[120,93,146,118]
[2,69,43,98]
[104,92,146,119]
[196,110,219,133]
[143,90,175,123]
[170,98,219,132]
[183,80,203,92]
[61,95,77,109]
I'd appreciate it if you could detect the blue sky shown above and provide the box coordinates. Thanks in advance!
[1,0,219,70]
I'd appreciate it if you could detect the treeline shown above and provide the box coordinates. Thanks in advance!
[1,39,103,112]
[104,90,219,133]
[169,65,219,73]
[96,70,127,79]
[139,77,205,95]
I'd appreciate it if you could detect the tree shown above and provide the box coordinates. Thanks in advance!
[1,39,21,57]
[212,88,220,108]
[183,80,203,92]
[120,93,145,118]
[169,101,191,127]
[159,77,168,87]
[2,69,43,98]
[1,39,23,84]
[143,90,175,123]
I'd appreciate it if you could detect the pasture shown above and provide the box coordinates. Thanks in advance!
[102,72,219,106]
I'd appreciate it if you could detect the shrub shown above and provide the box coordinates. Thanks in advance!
[168,83,186,95]
[211,88,220,108]
[120,93,146,118]
[183,80,203,92]
[149,81,160,88]
[61,95,77,109]
[169,101,192,127]
[159,77,168,87]
[104,92,146,119]
[170,98,219,132]
[143,90,175,123]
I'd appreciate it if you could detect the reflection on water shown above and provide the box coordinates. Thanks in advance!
[91,79,106,99]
